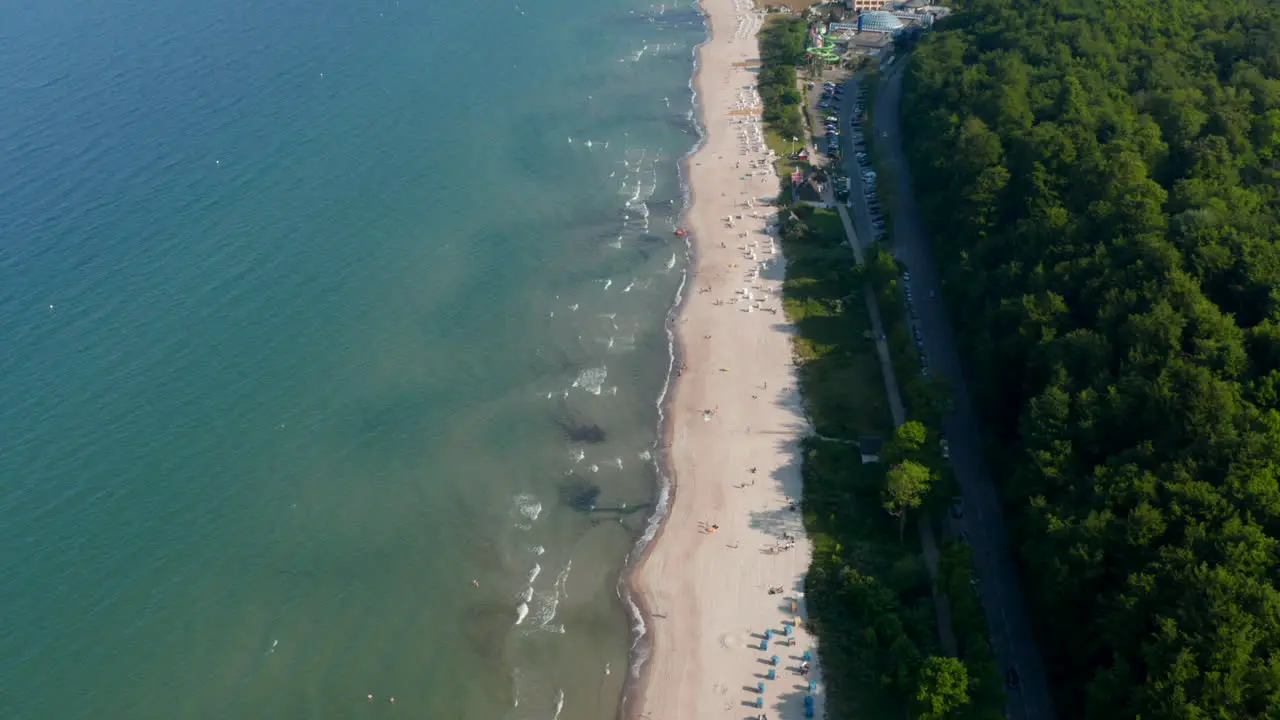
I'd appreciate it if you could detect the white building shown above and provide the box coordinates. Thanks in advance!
[844,0,890,13]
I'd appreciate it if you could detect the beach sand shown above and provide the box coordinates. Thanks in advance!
[629,0,825,717]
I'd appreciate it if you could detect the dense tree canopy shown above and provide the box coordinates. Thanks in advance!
[913,656,972,720]
[900,0,1280,716]
[759,16,807,140]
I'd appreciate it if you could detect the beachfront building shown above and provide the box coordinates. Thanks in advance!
[838,30,893,56]
[844,0,891,12]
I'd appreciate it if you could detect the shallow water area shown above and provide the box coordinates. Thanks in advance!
[0,0,704,717]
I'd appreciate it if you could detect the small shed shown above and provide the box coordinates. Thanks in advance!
[859,435,884,464]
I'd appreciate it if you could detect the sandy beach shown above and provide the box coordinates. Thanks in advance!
[629,0,825,716]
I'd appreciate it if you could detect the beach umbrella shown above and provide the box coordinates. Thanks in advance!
[761,639,768,651]
[757,696,765,709]
[767,669,776,680]
[757,682,765,694]
[808,680,817,694]
[784,624,792,636]
[770,655,779,666]
[764,629,773,639]
[802,650,812,662]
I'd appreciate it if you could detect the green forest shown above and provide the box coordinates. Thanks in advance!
[900,0,1280,716]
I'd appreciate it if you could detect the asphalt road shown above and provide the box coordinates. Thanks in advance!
[833,66,1057,720]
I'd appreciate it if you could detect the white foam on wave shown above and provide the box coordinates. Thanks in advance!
[515,493,543,523]
[570,448,585,463]
[625,591,649,677]
[531,545,545,556]
[571,366,608,395]
[528,563,542,585]
[518,560,573,636]
[515,601,530,626]
[555,560,573,599]
[552,689,565,720]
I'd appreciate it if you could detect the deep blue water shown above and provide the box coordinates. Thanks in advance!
[0,0,703,717]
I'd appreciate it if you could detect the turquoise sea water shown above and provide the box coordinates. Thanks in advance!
[0,0,703,717]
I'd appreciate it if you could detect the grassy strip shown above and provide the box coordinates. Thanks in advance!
[766,129,808,183]
[856,72,932,422]
[859,68,1007,720]
[778,204,936,718]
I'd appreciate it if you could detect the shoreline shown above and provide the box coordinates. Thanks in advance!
[624,0,824,715]
[616,3,708,716]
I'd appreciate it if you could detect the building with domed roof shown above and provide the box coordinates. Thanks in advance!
[857,10,905,32]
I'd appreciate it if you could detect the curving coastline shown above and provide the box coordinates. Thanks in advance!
[624,0,825,716]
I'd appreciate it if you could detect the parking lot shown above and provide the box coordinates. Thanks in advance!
[834,80,887,246]
[833,78,944,440]
[805,75,851,163]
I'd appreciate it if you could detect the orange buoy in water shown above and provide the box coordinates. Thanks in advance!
[674,228,687,236]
